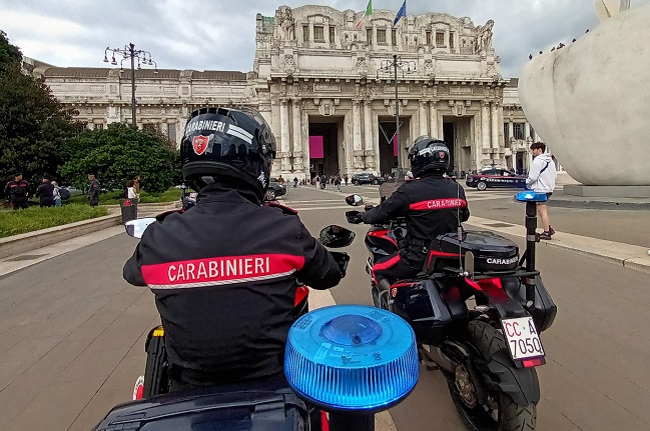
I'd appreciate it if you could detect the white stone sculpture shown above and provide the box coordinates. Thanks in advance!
[278,7,295,41]
[475,20,494,54]
[518,2,649,186]
[594,0,631,21]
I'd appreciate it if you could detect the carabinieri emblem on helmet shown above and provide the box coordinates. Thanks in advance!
[192,135,210,155]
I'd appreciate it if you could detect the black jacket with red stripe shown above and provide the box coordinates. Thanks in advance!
[362,173,470,264]
[123,182,342,384]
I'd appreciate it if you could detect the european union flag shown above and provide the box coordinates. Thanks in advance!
[393,0,406,26]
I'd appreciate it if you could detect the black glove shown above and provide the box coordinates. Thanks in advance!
[364,204,375,212]
[345,210,364,224]
[329,251,350,277]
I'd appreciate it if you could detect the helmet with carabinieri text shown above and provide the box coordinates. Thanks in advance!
[180,106,276,200]
[408,136,450,177]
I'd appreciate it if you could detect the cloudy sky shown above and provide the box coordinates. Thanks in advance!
[1,0,648,77]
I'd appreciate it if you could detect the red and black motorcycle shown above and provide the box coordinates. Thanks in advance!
[345,187,557,431]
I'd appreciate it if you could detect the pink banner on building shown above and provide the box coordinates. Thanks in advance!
[394,135,398,157]
[309,136,324,159]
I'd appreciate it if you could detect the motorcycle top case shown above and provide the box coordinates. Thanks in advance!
[391,278,469,346]
[428,231,519,273]
[93,387,308,431]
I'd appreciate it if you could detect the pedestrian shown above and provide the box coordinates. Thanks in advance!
[134,175,141,195]
[52,181,62,207]
[335,175,342,192]
[126,180,139,201]
[87,172,101,207]
[277,175,286,186]
[320,174,327,189]
[315,176,320,188]
[4,172,29,210]
[526,142,557,240]
[36,176,55,207]
[344,174,348,186]
[293,177,299,188]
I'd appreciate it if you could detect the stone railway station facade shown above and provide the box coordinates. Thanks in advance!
[26,5,542,179]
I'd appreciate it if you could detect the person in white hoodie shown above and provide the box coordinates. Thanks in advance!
[526,142,557,240]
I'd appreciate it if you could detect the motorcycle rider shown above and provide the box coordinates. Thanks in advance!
[123,106,343,391]
[355,137,470,286]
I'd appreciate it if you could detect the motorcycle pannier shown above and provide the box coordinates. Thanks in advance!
[391,278,468,346]
[503,275,558,332]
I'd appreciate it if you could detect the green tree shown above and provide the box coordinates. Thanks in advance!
[59,123,180,193]
[0,30,21,70]
[0,30,78,192]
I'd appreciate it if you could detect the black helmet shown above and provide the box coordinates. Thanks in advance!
[408,136,450,177]
[180,107,276,199]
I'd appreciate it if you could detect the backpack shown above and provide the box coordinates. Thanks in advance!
[59,187,71,201]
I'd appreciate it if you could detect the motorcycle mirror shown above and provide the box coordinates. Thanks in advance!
[124,217,157,239]
[319,225,356,248]
[345,194,364,206]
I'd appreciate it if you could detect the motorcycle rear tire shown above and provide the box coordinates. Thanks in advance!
[447,320,537,431]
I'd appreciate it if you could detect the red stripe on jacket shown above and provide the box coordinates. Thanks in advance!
[409,198,467,211]
[141,253,306,289]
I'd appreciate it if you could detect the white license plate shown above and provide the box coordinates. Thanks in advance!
[502,317,545,361]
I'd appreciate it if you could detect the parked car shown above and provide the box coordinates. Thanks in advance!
[351,172,385,186]
[265,178,287,200]
[465,168,527,191]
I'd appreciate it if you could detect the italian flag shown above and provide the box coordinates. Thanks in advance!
[356,0,372,28]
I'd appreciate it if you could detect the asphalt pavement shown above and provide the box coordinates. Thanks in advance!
[1,184,649,430]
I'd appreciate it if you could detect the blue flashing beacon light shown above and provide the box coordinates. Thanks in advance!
[284,305,418,413]
[515,191,548,203]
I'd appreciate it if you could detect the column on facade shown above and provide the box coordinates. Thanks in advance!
[481,101,490,165]
[324,21,330,44]
[508,121,514,142]
[352,99,363,169]
[280,99,291,172]
[524,122,531,141]
[497,103,505,165]
[372,22,377,50]
[533,130,540,143]
[309,22,314,42]
[430,101,439,139]
[445,29,450,48]
[419,101,428,137]
[291,98,302,173]
[301,109,310,180]
[363,100,374,170]
[490,102,499,151]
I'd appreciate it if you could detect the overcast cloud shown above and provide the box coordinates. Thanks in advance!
[1,0,648,77]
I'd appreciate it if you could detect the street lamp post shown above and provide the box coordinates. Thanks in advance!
[104,43,157,128]
[378,54,416,178]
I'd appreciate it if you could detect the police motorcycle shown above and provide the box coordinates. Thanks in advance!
[344,186,557,431]
[92,215,419,431]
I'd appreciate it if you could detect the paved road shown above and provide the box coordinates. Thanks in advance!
[465,186,650,249]
[1,185,649,430]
